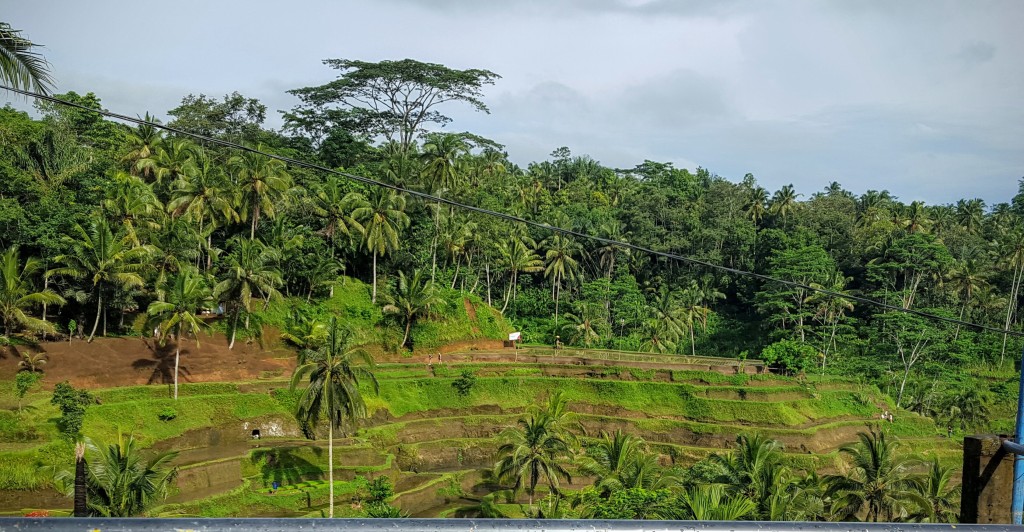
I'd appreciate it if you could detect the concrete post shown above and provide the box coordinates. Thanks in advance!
[961,434,1014,523]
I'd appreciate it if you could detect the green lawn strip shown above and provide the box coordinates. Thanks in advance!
[366,376,885,427]
[155,477,364,518]
[83,392,291,446]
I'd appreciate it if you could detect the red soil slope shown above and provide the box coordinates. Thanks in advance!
[0,331,295,390]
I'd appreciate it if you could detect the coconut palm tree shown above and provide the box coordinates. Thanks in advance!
[0,22,54,94]
[946,259,988,341]
[213,237,283,349]
[677,484,757,521]
[577,430,645,498]
[136,139,197,190]
[912,457,961,523]
[167,153,238,268]
[310,176,363,259]
[543,233,580,332]
[713,434,786,502]
[229,146,292,240]
[562,301,604,348]
[420,132,469,194]
[290,319,378,518]
[643,287,685,353]
[771,184,801,225]
[0,246,64,336]
[827,428,922,522]
[55,434,178,517]
[496,236,543,313]
[102,171,164,247]
[146,269,213,400]
[50,218,150,342]
[745,185,769,226]
[121,114,163,174]
[350,189,409,303]
[494,412,573,507]
[382,269,445,349]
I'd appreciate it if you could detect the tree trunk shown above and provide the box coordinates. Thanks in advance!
[554,282,560,333]
[228,311,239,349]
[1000,262,1023,366]
[102,306,107,338]
[372,253,378,303]
[88,293,102,343]
[251,204,259,240]
[174,329,180,400]
[328,421,335,518]
[897,365,910,408]
[485,264,492,306]
[450,257,461,290]
[402,318,412,349]
[690,323,696,357]
[42,275,49,341]
[73,442,87,517]
[430,201,440,285]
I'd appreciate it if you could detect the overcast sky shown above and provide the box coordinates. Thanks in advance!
[3,0,1022,204]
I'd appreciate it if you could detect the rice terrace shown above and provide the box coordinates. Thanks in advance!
[0,5,1023,524]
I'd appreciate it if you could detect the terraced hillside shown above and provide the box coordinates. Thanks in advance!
[0,346,959,517]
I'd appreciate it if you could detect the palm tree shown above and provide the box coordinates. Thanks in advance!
[494,413,573,507]
[543,233,581,332]
[677,484,758,520]
[350,189,410,303]
[0,22,54,94]
[136,139,197,190]
[213,238,283,349]
[679,285,710,357]
[955,198,985,234]
[904,201,931,234]
[147,269,213,400]
[562,301,604,348]
[102,171,164,247]
[420,133,469,194]
[946,259,988,341]
[0,246,64,336]
[577,430,645,498]
[55,434,178,517]
[290,319,378,518]
[310,176,363,259]
[121,114,163,174]
[643,287,685,353]
[912,457,961,523]
[167,153,238,268]
[827,428,922,522]
[496,236,543,313]
[745,185,769,226]
[382,269,445,349]
[50,218,150,342]
[229,146,292,240]
[771,184,801,224]
[712,433,787,509]
[805,273,855,371]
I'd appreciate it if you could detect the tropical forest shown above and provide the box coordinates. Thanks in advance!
[0,20,1022,523]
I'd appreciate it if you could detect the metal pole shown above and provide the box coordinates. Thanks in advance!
[1013,340,1024,525]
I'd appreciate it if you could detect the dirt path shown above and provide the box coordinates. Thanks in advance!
[0,333,295,390]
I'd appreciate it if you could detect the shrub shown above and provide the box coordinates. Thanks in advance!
[451,370,477,397]
[157,407,178,422]
[367,475,393,503]
[14,371,41,409]
[760,340,816,375]
[50,381,93,438]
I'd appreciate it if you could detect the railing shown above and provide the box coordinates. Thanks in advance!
[0,519,1013,532]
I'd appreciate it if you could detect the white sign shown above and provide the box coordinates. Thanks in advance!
[508,332,521,341]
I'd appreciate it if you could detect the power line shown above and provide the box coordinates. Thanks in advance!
[5,84,1023,339]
